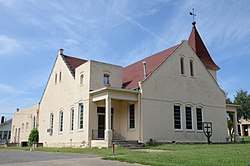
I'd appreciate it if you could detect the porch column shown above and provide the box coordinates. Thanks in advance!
[233,111,240,142]
[105,96,112,147]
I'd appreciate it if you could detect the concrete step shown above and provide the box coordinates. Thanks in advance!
[113,140,145,149]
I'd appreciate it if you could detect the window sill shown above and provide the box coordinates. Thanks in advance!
[196,130,203,133]
[128,128,136,132]
[58,132,63,135]
[181,74,186,77]
[186,129,195,132]
[174,129,183,132]
[69,131,74,134]
[190,76,195,79]
[77,129,84,132]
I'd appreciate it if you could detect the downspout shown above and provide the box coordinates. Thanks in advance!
[138,81,143,143]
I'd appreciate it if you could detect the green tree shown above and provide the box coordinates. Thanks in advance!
[234,90,250,120]
[28,128,39,146]
[227,113,234,142]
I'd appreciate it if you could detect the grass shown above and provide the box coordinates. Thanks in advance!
[1,144,250,166]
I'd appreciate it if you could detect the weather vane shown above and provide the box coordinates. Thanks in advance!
[189,8,196,25]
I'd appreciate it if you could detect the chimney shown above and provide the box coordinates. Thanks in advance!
[58,48,64,55]
[143,61,147,79]
[1,116,4,124]
[16,108,19,112]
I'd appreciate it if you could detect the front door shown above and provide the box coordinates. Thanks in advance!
[97,107,113,139]
[98,114,105,139]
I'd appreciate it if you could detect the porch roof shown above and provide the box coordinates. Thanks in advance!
[90,87,139,102]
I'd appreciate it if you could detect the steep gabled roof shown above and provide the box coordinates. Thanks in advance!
[122,44,180,89]
[61,55,87,77]
[188,25,220,70]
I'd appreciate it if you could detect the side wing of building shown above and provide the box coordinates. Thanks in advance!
[140,41,227,143]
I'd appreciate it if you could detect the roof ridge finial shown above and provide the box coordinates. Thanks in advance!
[189,8,196,26]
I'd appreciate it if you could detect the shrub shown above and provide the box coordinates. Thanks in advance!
[28,128,39,146]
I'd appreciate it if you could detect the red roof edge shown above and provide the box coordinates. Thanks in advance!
[61,55,87,77]
[188,25,220,70]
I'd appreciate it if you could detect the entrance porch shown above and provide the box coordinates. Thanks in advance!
[89,87,139,148]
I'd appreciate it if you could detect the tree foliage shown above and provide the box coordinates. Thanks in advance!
[28,128,39,145]
[234,90,250,120]
[227,113,234,142]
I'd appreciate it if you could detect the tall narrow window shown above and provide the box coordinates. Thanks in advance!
[33,116,36,128]
[59,111,63,132]
[80,74,84,85]
[79,104,84,129]
[174,105,181,129]
[26,122,28,131]
[59,71,62,82]
[190,60,194,76]
[70,108,74,131]
[22,123,24,131]
[55,73,57,84]
[103,74,110,85]
[196,108,203,130]
[185,107,192,130]
[180,57,184,74]
[128,104,135,129]
[50,113,54,131]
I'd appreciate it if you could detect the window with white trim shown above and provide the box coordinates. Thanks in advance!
[190,60,194,76]
[80,74,84,85]
[196,108,203,130]
[22,123,24,131]
[128,104,135,129]
[79,104,84,129]
[59,71,62,82]
[185,106,192,130]
[33,116,36,128]
[180,57,184,75]
[174,105,182,129]
[70,108,74,131]
[26,122,28,131]
[50,113,54,131]
[55,73,57,84]
[59,111,63,132]
[103,74,110,85]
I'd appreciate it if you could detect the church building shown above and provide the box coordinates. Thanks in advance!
[11,22,231,148]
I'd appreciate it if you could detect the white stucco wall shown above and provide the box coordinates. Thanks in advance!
[10,104,38,144]
[140,41,227,143]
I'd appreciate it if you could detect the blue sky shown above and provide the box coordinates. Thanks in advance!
[0,0,249,119]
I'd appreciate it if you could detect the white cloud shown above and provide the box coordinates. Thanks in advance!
[0,35,21,56]
[0,83,26,95]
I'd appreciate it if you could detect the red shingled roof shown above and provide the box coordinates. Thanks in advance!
[61,55,87,77]
[188,25,220,70]
[122,44,180,89]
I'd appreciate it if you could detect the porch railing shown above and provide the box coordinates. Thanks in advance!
[92,129,126,140]
[92,129,105,140]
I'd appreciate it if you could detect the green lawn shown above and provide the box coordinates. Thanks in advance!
[1,144,250,166]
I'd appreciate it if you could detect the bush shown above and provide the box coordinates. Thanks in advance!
[28,128,39,146]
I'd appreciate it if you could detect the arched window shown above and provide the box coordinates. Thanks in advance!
[59,71,62,82]
[190,60,194,76]
[79,104,84,129]
[80,74,84,85]
[103,74,110,85]
[173,105,182,130]
[59,111,63,132]
[50,113,54,130]
[33,116,36,128]
[180,57,184,75]
[70,108,74,131]
[55,73,57,84]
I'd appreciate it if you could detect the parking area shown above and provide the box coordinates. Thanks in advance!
[0,150,141,166]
